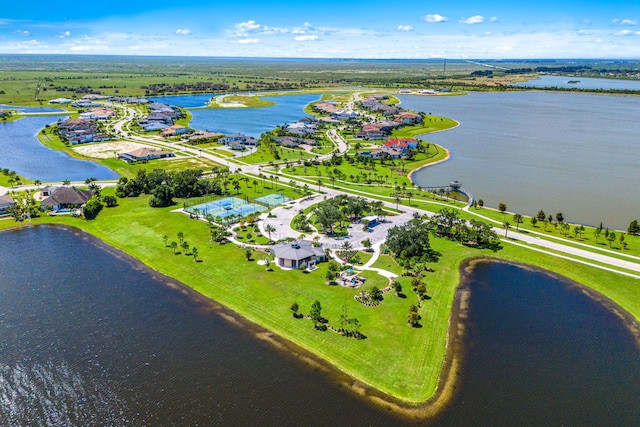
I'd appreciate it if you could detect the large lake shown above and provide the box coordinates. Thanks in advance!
[402,92,640,229]
[513,75,640,90]
[150,93,320,137]
[1,226,638,425]
[0,116,119,182]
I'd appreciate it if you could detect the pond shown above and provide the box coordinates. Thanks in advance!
[0,116,119,182]
[1,226,638,425]
[400,92,640,229]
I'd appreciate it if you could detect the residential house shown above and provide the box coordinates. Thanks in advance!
[271,240,326,269]
[161,124,188,137]
[219,133,259,147]
[40,187,93,211]
[394,112,423,125]
[80,107,115,120]
[0,194,14,216]
[48,98,74,104]
[285,121,317,135]
[118,147,175,162]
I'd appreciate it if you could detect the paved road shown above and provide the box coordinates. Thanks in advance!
[6,100,640,278]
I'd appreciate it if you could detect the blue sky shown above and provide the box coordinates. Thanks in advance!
[2,1,640,58]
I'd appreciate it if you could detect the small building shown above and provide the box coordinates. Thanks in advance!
[271,240,326,269]
[360,215,379,227]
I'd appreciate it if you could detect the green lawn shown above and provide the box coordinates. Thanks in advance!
[2,185,638,405]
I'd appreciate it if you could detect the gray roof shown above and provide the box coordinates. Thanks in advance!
[41,187,93,207]
[271,240,325,261]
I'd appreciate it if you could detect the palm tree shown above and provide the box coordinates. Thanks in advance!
[34,180,42,188]
[394,195,402,210]
[503,221,511,238]
[513,213,523,231]
[265,224,276,242]
[62,179,71,186]
[317,179,322,192]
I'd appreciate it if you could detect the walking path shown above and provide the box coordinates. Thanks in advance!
[6,98,640,281]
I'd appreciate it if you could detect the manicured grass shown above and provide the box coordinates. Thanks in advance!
[465,206,640,259]
[239,144,319,165]
[3,183,638,406]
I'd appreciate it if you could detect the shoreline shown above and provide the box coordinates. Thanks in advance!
[3,224,640,422]
[406,121,460,184]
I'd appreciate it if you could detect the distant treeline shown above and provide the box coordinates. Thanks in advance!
[141,82,231,93]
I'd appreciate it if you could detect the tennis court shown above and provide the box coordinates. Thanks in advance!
[255,193,291,207]
[185,196,267,219]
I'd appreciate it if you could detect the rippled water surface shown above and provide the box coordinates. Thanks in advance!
[1,227,638,425]
[402,92,640,229]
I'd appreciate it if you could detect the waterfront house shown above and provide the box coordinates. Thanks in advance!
[40,187,93,211]
[161,124,188,137]
[0,194,14,216]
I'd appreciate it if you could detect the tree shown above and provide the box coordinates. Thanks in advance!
[162,234,169,247]
[177,232,185,245]
[593,227,602,243]
[181,241,190,255]
[82,196,103,220]
[477,199,484,208]
[607,231,616,248]
[191,247,199,262]
[385,218,440,267]
[502,221,511,239]
[408,305,420,327]
[498,202,507,215]
[513,213,523,231]
[628,220,640,235]
[361,238,373,252]
[556,212,564,223]
[310,300,323,328]
[536,209,546,222]
[265,224,276,242]
[392,280,402,296]
[370,285,383,301]
[103,195,118,207]
[170,241,178,254]
[290,302,299,318]
[245,247,253,261]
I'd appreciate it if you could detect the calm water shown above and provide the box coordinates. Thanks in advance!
[401,92,640,229]
[0,104,66,113]
[513,75,640,90]
[432,261,640,426]
[1,226,639,425]
[0,116,119,182]
[146,93,219,109]
[188,94,320,137]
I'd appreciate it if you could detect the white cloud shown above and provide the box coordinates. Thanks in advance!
[489,17,498,23]
[616,30,640,36]
[397,25,413,32]
[229,20,262,37]
[460,16,484,25]
[70,45,109,51]
[58,31,71,38]
[422,14,448,23]
[294,35,319,41]
[237,38,259,44]
[15,30,30,36]
[613,19,637,26]
[129,44,169,50]
[176,29,192,36]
